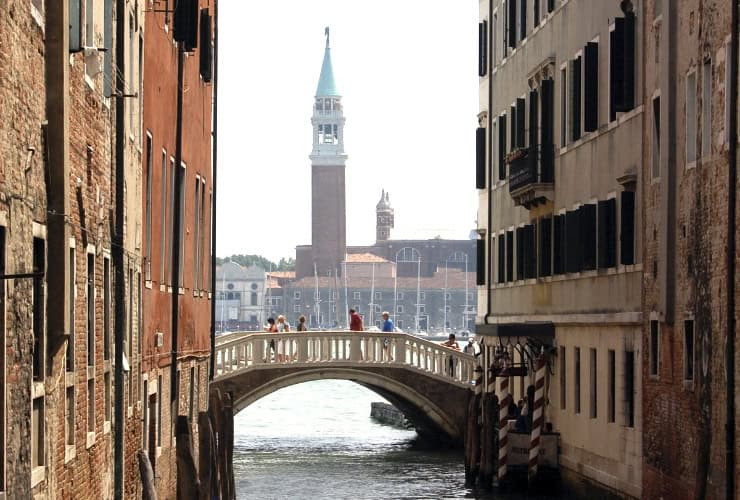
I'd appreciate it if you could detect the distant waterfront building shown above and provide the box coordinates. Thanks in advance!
[215,262,266,331]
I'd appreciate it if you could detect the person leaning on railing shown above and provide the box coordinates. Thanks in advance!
[440,334,460,376]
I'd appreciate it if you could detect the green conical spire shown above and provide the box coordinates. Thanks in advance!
[316,27,340,97]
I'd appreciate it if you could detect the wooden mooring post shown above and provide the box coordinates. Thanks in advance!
[464,365,484,486]
[478,369,497,490]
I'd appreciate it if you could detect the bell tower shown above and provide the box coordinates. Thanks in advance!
[310,27,347,277]
[376,189,394,243]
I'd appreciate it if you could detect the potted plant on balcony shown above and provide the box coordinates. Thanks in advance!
[505,147,528,165]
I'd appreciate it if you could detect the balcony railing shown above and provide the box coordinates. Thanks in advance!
[508,143,555,194]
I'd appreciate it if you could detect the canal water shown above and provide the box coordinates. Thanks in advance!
[233,380,616,500]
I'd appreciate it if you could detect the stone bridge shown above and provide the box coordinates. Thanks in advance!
[211,331,477,445]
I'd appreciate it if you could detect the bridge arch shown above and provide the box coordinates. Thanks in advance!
[229,367,462,441]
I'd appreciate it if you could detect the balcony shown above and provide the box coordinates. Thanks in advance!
[507,143,555,209]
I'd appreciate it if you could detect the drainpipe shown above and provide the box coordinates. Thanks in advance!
[113,0,126,497]
[726,0,737,497]
[485,0,494,325]
[171,41,184,418]
[209,0,219,381]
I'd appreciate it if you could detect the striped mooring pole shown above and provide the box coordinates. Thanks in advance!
[528,353,547,482]
[497,367,510,483]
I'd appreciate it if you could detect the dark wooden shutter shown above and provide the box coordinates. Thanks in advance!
[571,57,582,142]
[598,199,617,268]
[539,217,552,277]
[510,105,517,152]
[529,89,539,150]
[516,227,525,280]
[580,204,597,271]
[623,13,636,112]
[498,234,506,283]
[540,79,555,182]
[516,97,526,148]
[526,224,537,279]
[476,127,486,189]
[479,21,488,77]
[566,210,581,273]
[610,18,625,121]
[620,191,635,265]
[547,0,554,13]
[199,9,213,82]
[508,0,517,48]
[519,0,527,41]
[584,42,599,132]
[498,114,507,180]
[534,0,540,25]
[476,238,486,285]
[506,231,514,282]
[175,0,199,50]
[70,0,83,52]
[553,214,565,274]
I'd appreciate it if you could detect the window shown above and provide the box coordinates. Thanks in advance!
[127,268,133,369]
[199,179,206,291]
[539,217,552,277]
[353,291,361,300]
[581,204,597,271]
[570,55,582,142]
[652,96,661,179]
[87,252,95,367]
[560,66,567,148]
[397,320,404,329]
[418,305,426,314]
[649,320,659,377]
[67,244,76,372]
[497,234,505,283]
[105,371,111,424]
[396,305,404,314]
[145,133,153,280]
[374,304,381,313]
[506,230,514,281]
[32,397,44,469]
[189,367,195,424]
[419,292,426,301]
[444,292,451,300]
[574,347,581,414]
[293,304,301,313]
[559,346,566,410]
[687,70,697,163]
[534,0,539,26]
[609,14,636,121]
[33,237,45,380]
[624,350,635,427]
[589,348,597,419]
[584,42,598,132]
[620,191,636,265]
[702,59,712,158]
[66,386,75,447]
[178,163,186,287]
[374,291,381,300]
[518,0,526,42]
[160,151,168,284]
[498,113,507,180]
[294,291,301,300]
[396,292,404,300]
[608,350,616,423]
[250,292,257,306]
[142,380,149,449]
[87,379,95,435]
[194,176,201,290]
[128,13,135,135]
[157,375,163,447]
[684,319,695,381]
[445,305,451,313]
[168,157,175,286]
[103,256,111,360]
[478,20,488,77]
[84,0,98,80]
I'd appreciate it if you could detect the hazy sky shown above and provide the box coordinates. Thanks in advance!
[217,1,479,263]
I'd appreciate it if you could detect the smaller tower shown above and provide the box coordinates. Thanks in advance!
[376,189,394,243]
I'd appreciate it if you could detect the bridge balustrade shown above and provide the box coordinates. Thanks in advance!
[214,331,476,387]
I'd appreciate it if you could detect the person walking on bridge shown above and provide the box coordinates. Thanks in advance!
[381,311,394,361]
[349,308,364,331]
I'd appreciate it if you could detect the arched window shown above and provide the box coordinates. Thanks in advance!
[251,292,258,306]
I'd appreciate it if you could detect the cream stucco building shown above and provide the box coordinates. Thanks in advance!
[475,0,644,496]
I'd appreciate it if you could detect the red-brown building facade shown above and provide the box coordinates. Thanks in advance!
[141,0,214,497]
